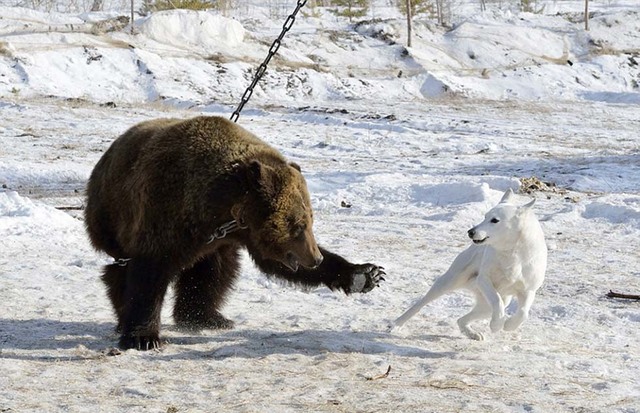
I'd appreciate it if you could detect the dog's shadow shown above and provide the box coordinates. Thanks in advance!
[162,328,456,361]
[0,318,456,361]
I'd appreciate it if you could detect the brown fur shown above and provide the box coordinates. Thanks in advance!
[85,116,384,350]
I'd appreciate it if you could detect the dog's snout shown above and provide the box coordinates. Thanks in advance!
[468,228,475,239]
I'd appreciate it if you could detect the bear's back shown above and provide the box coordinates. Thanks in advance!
[85,116,287,258]
[132,116,284,176]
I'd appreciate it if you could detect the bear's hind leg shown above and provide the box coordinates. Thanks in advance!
[173,246,240,331]
[101,263,128,332]
[118,258,172,350]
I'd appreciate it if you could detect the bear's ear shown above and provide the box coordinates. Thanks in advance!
[289,162,301,172]
[246,160,277,197]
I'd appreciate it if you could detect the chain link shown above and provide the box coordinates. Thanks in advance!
[206,219,248,244]
[115,258,131,267]
[114,219,247,267]
[230,0,308,123]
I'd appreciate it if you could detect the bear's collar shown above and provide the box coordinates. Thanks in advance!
[113,219,248,267]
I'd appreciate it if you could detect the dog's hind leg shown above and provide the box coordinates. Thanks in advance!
[392,246,479,329]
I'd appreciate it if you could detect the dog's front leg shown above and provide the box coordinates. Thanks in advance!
[504,290,536,331]
[475,275,505,332]
[457,295,492,340]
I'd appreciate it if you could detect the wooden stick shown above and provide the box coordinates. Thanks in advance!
[366,365,391,381]
[607,290,640,300]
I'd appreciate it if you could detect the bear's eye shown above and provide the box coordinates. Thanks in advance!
[490,217,500,223]
[292,224,306,239]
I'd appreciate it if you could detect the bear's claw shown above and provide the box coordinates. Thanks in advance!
[119,333,162,351]
[350,264,385,293]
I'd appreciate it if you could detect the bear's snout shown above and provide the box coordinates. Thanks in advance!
[290,249,323,270]
[314,254,324,267]
[468,228,476,239]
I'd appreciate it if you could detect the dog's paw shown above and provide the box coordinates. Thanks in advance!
[490,315,506,333]
[503,314,526,331]
[464,329,485,341]
[459,324,485,341]
[387,322,402,334]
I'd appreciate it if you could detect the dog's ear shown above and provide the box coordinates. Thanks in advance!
[517,198,536,216]
[500,188,515,203]
[522,198,536,209]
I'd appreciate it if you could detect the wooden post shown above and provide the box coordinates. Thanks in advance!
[405,0,412,47]
[131,0,135,35]
[584,0,589,31]
[90,0,103,11]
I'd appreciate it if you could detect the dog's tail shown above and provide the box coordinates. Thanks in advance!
[392,245,480,329]
[393,294,437,329]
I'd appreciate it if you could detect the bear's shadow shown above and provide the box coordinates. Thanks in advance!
[0,318,453,361]
[0,318,117,361]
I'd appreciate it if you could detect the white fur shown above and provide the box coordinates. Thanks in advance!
[392,189,547,340]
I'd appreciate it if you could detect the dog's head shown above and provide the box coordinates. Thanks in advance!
[467,189,537,248]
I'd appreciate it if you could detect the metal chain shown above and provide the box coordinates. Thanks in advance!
[115,258,131,267]
[206,219,248,244]
[230,0,308,123]
[115,220,248,267]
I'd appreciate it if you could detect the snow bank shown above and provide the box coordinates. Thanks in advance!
[0,5,84,27]
[0,191,76,232]
[0,162,89,189]
[138,10,245,55]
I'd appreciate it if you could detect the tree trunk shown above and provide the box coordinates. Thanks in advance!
[405,0,412,47]
[584,0,589,31]
[436,0,443,26]
[90,0,103,11]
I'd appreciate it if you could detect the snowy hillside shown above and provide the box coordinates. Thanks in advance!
[1,1,639,412]
[0,1,638,105]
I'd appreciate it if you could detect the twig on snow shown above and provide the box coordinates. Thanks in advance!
[606,290,640,300]
[366,365,391,381]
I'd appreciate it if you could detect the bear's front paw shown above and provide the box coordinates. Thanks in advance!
[348,263,385,294]
[119,333,162,351]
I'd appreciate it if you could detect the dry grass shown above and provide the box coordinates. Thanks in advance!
[519,176,566,195]
[0,42,14,58]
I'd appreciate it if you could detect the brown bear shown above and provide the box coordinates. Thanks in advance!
[85,115,385,350]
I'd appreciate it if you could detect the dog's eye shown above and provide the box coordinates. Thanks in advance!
[490,218,500,223]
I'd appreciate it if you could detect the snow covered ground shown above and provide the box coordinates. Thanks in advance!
[1,1,639,412]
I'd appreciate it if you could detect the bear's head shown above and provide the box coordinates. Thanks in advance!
[234,160,323,272]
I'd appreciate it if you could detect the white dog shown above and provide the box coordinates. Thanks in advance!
[392,189,547,340]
